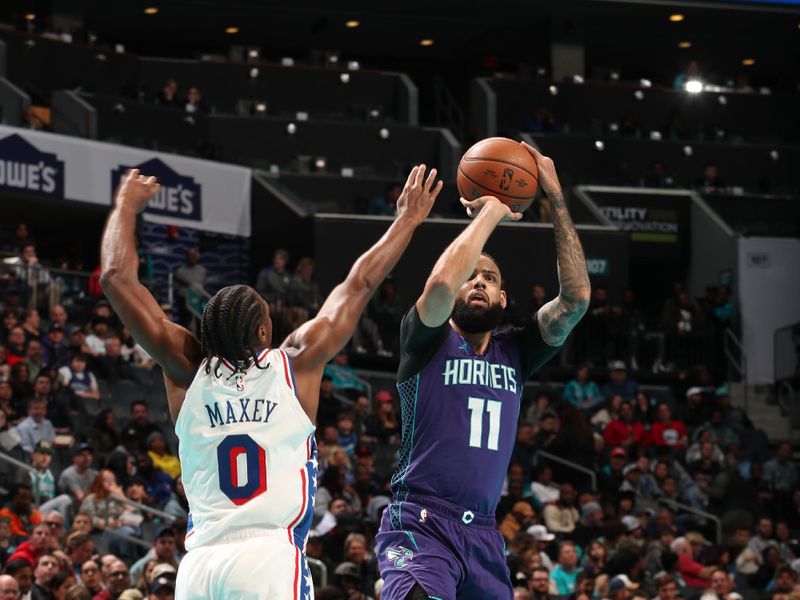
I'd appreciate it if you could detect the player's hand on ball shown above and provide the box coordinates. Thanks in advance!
[521,142,562,197]
[116,169,160,213]
[459,195,523,222]
[396,164,443,225]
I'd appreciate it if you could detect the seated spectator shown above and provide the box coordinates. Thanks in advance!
[686,438,724,474]
[129,527,179,583]
[5,329,27,368]
[155,79,180,108]
[335,413,358,460]
[0,382,21,426]
[314,465,361,523]
[0,574,19,598]
[121,402,164,455]
[527,525,556,570]
[0,407,23,454]
[19,440,72,519]
[87,409,119,455]
[367,183,402,216]
[316,375,352,431]
[30,553,59,599]
[94,559,132,600]
[30,373,76,432]
[24,340,45,382]
[633,392,654,425]
[287,257,320,324]
[530,463,560,506]
[0,483,42,537]
[763,441,798,494]
[0,310,20,345]
[673,59,701,91]
[41,324,71,370]
[46,305,75,337]
[64,531,94,579]
[680,387,708,430]
[693,408,739,448]
[715,386,752,431]
[364,391,400,446]
[550,541,582,595]
[672,535,716,588]
[84,318,110,357]
[699,568,735,600]
[15,398,55,454]
[524,391,554,429]
[601,361,639,402]
[93,337,133,383]
[499,501,536,543]
[650,403,688,449]
[4,558,33,597]
[184,86,208,114]
[58,354,100,409]
[368,275,403,354]
[136,453,174,509]
[603,401,648,452]
[695,163,726,193]
[529,566,555,600]
[255,249,291,304]
[590,393,622,431]
[571,501,604,550]
[746,517,776,557]
[78,559,103,596]
[599,447,627,498]
[146,432,180,480]
[563,366,603,411]
[57,444,98,506]
[770,565,798,594]
[542,483,579,534]
[7,522,50,566]
[748,545,781,590]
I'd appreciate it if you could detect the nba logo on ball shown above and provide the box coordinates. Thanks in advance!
[457,137,539,213]
[112,158,202,221]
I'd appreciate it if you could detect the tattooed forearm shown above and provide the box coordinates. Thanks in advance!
[537,190,591,346]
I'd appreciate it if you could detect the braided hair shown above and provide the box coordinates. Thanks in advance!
[200,285,270,376]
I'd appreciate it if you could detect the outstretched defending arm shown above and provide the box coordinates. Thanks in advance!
[416,195,521,328]
[285,165,442,416]
[522,142,591,346]
[100,170,200,409]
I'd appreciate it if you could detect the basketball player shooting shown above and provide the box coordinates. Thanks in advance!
[100,165,442,600]
[376,144,590,600]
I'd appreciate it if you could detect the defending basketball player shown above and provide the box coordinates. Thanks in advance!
[100,165,442,600]
[376,144,590,600]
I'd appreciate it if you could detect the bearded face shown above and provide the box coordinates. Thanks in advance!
[450,254,506,334]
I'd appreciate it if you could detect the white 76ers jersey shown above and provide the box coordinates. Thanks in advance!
[175,349,317,551]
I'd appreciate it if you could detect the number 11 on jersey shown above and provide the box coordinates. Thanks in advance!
[467,397,502,451]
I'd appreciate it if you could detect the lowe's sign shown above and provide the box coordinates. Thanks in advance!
[0,133,65,198]
[112,158,202,222]
[0,125,250,236]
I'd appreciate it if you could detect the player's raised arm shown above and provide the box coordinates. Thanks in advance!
[416,195,522,328]
[100,170,201,398]
[284,166,442,407]
[521,142,591,346]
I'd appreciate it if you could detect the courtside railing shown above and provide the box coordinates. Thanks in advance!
[102,494,179,549]
[0,451,42,504]
[533,451,597,492]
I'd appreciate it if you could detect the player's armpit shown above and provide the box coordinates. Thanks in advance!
[536,296,586,347]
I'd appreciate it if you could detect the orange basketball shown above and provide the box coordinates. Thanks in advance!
[457,137,539,213]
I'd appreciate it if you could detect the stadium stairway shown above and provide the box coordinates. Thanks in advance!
[729,382,792,442]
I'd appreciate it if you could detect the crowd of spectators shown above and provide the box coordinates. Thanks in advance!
[0,225,797,600]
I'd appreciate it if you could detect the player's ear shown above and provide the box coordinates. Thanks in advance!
[257,324,268,343]
[500,290,507,309]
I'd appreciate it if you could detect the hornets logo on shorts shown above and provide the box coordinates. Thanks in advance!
[386,546,414,568]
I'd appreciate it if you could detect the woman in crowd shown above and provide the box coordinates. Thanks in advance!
[563,365,603,411]
[0,381,21,425]
[87,409,119,455]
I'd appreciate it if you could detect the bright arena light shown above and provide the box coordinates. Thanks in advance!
[594,140,605,151]
[684,79,703,94]
[669,14,685,22]
[286,123,297,135]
